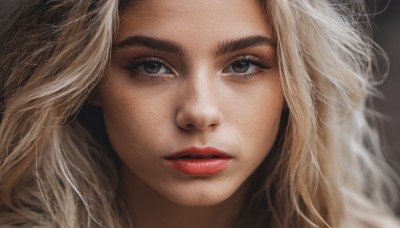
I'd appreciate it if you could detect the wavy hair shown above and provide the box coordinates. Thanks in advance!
[0,0,398,227]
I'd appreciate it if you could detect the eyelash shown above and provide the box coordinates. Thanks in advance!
[223,55,273,80]
[124,55,273,81]
[124,57,173,81]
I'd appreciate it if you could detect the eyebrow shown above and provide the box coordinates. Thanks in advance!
[215,35,275,56]
[113,35,275,56]
[113,35,184,55]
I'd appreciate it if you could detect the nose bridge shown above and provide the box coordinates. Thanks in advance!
[189,71,214,106]
[176,69,223,131]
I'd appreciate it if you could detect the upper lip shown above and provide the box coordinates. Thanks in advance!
[165,146,233,159]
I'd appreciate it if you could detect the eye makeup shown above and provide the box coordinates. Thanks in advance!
[222,55,274,81]
[123,56,175,81]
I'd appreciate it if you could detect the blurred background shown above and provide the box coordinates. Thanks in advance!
[366,0,400,173]
[1,0,399,209]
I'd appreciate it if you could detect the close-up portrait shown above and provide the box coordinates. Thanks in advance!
[1,0,399,227]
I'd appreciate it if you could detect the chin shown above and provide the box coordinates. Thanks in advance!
[167,194,229,207]
[159,180,245,207]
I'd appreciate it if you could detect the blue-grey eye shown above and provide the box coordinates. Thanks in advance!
[133,61,171,75]
[143,62,162,74]
[232,61,250,73]
[223,55,272,76]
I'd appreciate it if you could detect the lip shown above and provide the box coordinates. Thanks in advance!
[164,146,233,176]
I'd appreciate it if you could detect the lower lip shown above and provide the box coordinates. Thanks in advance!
[166,158,231,176]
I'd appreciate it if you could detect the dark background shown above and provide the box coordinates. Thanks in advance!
[1,0,399,208]
[367,1,400,173]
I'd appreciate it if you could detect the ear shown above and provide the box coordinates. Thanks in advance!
[87,87,102,106]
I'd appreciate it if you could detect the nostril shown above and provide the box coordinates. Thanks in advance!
[185,123,196,130]
[178,120,219,132]
[175,102,223,132]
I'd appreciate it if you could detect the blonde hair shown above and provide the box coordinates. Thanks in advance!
[0,0,398,227]
[260,0,399,227]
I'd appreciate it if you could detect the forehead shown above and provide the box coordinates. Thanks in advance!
[117,0,271,43]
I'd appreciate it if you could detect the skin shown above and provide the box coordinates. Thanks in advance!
[96,0,284,227]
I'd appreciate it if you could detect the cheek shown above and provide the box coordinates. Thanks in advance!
[242,101,282,161]
[239,95,283,171]
[98,85,168,158]
[227,80,284,149]
[252,95,283,141]
[228,87,283,176]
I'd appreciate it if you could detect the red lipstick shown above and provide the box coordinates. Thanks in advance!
[165,147,232,176]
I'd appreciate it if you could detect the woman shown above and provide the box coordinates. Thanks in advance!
[0,0,398,227]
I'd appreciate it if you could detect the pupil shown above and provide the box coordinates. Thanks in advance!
[144,62,161,74]
[232,61,249,73]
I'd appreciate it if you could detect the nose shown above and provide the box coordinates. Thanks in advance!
[176,77,223,132]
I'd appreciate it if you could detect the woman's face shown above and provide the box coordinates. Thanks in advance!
[97,0,284,206]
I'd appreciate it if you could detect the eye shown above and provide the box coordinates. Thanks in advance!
[138,61,171,74]
[125,57,173,77]
[223,55,272,77]
[231,61,252,73]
